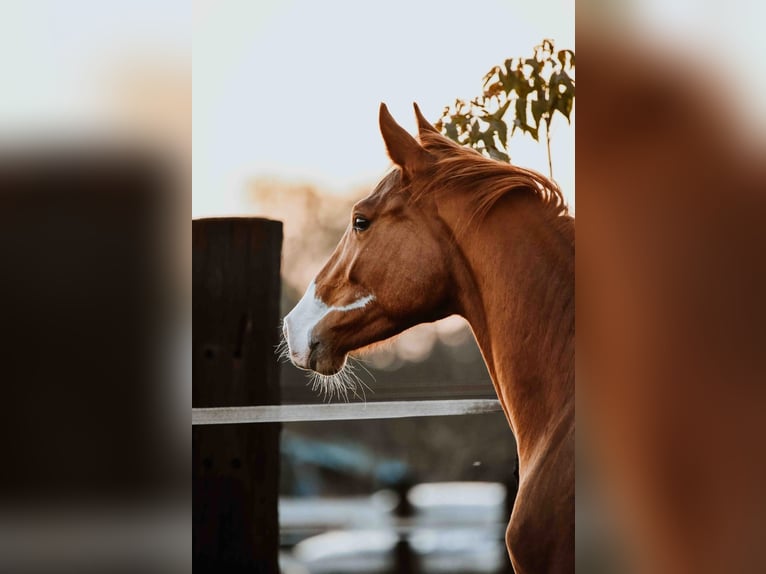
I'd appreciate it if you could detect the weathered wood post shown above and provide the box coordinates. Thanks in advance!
[193,218,282,573]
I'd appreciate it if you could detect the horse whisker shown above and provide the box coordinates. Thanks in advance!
[299,358,374,403]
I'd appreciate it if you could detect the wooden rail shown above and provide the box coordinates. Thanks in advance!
[193,399,503,425]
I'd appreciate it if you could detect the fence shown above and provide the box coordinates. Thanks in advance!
[192,218,504,574]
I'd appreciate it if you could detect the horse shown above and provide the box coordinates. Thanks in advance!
[282,103,574,573]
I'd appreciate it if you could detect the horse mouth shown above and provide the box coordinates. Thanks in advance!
[281,317,349,376]
[307,342,346,376]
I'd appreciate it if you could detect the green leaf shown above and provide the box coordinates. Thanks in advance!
[497,69,511,93]
[515,71,532,96]
[525,58,542,73]
[554,71,575,93]
[481,130,496,153]
[494,99,511,120]
[554,96,573,121]
[495,118,508,149]
[531,97,547,128]
[482,66,498,87]
[557,49,575,69]
[515,97,528,126]
[444,122,459,141]
[549,89,559,115]
[503,58,514,76]
[470,119,480,140]
[488,147,510,163]
[481,119,503,149]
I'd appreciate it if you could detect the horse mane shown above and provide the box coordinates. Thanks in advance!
[415,129,570,225]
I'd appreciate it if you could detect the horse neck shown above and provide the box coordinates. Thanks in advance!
[441,192,574,459]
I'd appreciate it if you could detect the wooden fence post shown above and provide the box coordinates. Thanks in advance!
[193,218,282,573]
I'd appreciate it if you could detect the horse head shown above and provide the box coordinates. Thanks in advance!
[282,104,455,381]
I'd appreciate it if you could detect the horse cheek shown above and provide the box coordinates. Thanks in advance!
[400,241,447,311]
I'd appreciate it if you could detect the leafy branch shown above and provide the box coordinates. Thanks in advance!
[435,39,575,178]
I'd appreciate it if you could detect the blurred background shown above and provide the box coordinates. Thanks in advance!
[576,2,766,573]
[1,1,190,574]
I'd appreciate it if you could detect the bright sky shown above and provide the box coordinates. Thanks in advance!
[0,0,189,132]
[4,1,763,221]
[193,0,575,217]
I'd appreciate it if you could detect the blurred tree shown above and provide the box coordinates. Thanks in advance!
[436,39,575,178]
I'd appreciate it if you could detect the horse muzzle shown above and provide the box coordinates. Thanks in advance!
[283,318,344,375]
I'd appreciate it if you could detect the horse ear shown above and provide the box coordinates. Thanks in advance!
[379,103,430,176]
[413,102,440,135]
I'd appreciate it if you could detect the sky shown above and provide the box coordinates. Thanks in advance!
[193,0,576,217]
[2,0,762,220]
[0,0,189,132]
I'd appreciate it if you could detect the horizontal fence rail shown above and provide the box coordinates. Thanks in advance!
[192,399,503,425]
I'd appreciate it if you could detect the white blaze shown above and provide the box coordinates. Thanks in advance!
[283,280,374,369]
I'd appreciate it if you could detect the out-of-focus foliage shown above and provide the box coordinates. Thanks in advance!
[436,39,575,175]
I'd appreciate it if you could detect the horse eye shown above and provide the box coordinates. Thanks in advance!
[353,215,370,232]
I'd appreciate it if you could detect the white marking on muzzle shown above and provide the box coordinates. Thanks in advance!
[283,280,374,369]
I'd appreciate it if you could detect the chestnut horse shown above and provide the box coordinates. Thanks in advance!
[282,103,574,573]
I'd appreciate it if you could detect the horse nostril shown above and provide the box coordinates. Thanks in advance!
[308,338,321,371]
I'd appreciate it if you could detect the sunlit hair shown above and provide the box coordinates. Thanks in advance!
[416,128,569,225]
